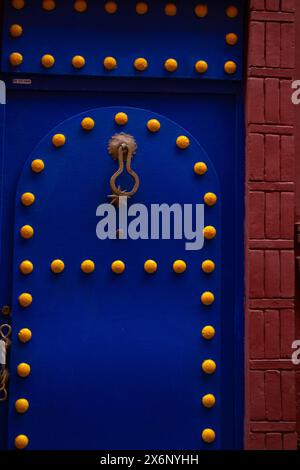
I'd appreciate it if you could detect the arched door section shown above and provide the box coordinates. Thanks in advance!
[9,106,221,450]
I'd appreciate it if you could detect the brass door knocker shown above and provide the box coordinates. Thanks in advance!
[108,133,140,205]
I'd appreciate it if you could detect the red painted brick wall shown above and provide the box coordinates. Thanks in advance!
[245,0,297,450]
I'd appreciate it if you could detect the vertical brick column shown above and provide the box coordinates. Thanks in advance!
[245,0,297,450]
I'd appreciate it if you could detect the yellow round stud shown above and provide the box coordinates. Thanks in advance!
[165,3,177,16]
[105,1,118,13]
[115,112,128,125]
[9,52,23,66]
[19,260,34,275]
[173,260,187,274]
[17,363,31,378]
[103,56,117,71]
[226,33,238,46]
[81,117,95,131]
[195,4,208,17]
[202,325,216,340]
[147,119,161,133]
[31,159,45,173]
[9,24,23,38]
[21,192,35,207]
[136,2,148,14]
[81,260,95,274]
[74,0,87,12]
[134,57,148,71]
[42,0,56,11]
[18,328,32,343]
[52,133,66,147]
[204,192,217,206]
[72,55,86,69]
[51,259,65,274]
[18,293,33,308]
[164,58,178,72]
[19,192,34,207]
[202,393,216,408]
[144,260,157,274]
[176,136,190,149]
[201,260,215,274]
[41,54,55,68]
[195,60,208,74]
[194,162,207,176]
[202,359,216,374]
[111,260,125,274]
[20,225,34,239]
[224,60,237,74]
[202,428,216,443]
[203,225,216,240]
[14,434,29,450]
[226,5,238,18]
[201,291,215,306]
[15,398,29,414]
[11,0,25,9]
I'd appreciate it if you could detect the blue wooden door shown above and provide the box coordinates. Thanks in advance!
[0,0,245,451]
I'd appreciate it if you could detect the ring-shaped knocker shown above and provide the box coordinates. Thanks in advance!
[0,323,11,344]
[0,324,11,402]
[108,133,140,205]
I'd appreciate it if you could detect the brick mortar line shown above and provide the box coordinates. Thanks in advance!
[249,66,294,70]
[250,19,295,23]
[248,239,294,241]
[248,186,294,190]
[249,308,294,311]
[250,15,295,23]
[248,129,294,136]
[249,70,294,78]
[249,298,295,300]
[248,242,294,244]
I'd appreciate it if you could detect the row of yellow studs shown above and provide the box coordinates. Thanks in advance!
[8,53,238,75]
[18,259,216,275]
[11,0,239,19]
